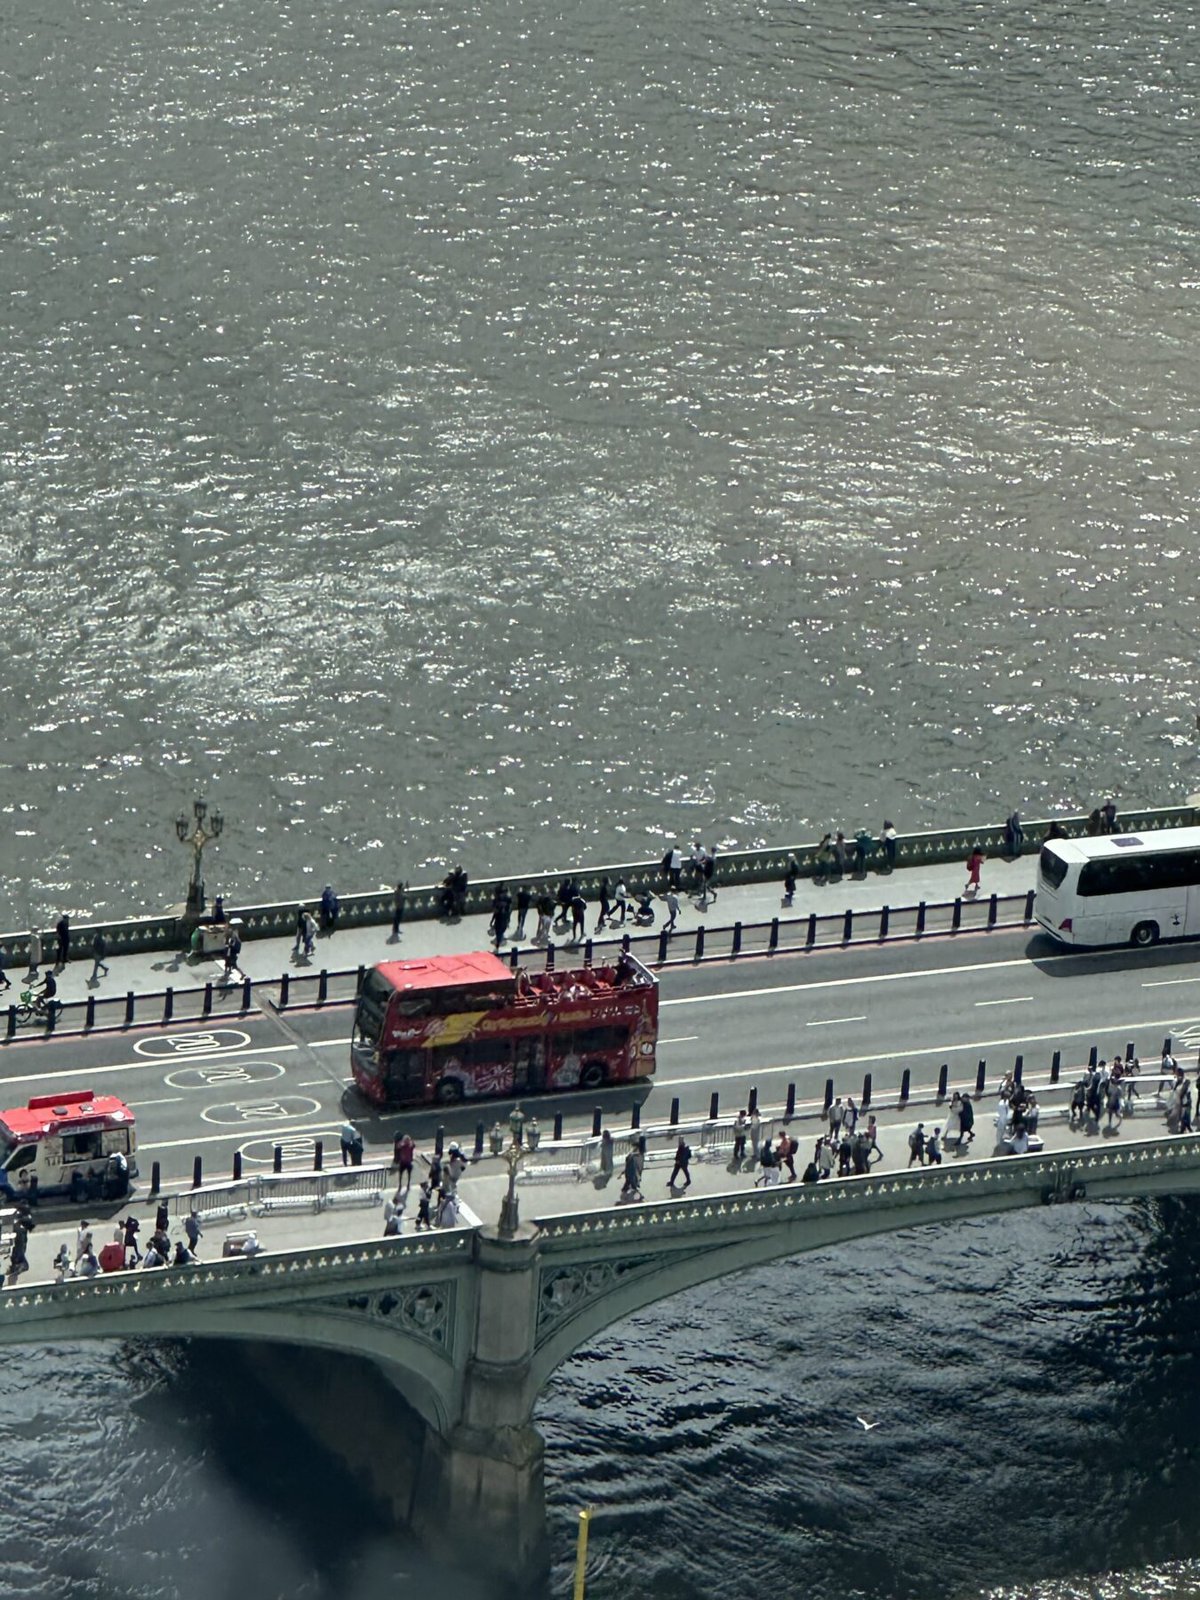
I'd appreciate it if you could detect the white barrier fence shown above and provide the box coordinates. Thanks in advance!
[170,1163,391,1221]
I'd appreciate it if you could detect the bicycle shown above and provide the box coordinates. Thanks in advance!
[13,989,59,1026]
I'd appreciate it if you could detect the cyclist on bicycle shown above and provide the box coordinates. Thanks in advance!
[35,969,61,1024]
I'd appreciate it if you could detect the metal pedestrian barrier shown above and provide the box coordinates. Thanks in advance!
[167,1167,392,1219]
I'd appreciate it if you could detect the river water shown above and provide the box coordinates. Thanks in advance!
[3,0,1200,1593]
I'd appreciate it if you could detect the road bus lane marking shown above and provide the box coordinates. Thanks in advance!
[200,1097,322,1127]
[164,1060,287,1091]
[974,997,1033,1007]
[237,1131,342,1166]
[133,1029,253,1057]
[805,1016,866,1027]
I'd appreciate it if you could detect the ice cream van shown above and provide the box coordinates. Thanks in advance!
[0,1090,138,1201]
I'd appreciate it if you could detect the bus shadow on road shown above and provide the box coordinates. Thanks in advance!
[1027,933,1200,981]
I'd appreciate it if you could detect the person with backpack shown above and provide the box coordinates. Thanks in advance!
[668,1136,692,1192]
[777,1132,797,1182]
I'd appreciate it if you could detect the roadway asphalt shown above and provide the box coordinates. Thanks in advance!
[2,923,1199,1211]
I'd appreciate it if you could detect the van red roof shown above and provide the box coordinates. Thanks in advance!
[0,1093,134,1141]
[374,951,515,993]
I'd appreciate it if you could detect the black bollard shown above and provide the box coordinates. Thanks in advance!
[279,972,290,1007]
[987,893,998,929]
[748,1086,759,1114]
[592,1106,602,1138]
[769,917,781,952]
[937,1063,948,1102]
[313,1140,323,1171]
[622,933,631,954]
[1014,1054,1023,1085]
[879,905,889,940]
[5,1004,15,1040]
[975,1059,986,1096]
[553,1112,564,1141]
[1089,1044,1098,1068]
[657,928,669,964]
[899,1068,911,1105]
[435,1125,445,1157]
[192,1155,202,1189]
[1051,1050,1061,1084]
[824,1078,834,1112]
[273,1144,283,1173]
[1024,888,1035,921]
[670,1096,680,1126]
[355,965,366,994]
[149,1160,161,1198]
[915,901,927,937]
[785,1083,796,1121]
[162,988,174,1024]
[803,914,814,950]
[241,975,252,1010]
[124,991,135,1026]
[951,898,962,933]
[1126,1040,1135,1062]
[318,970,329,1004]
[732,922,743,957]
[232,1151,243,1181]
[474,1121,485,1159]
[600,1129,613,1175]
[695,926,706,961]
[202,982,213,1018]
[842,908,853,944]
[862,1072,872,1109]
[709,1091,719,1122]
[584,939,594,967]
[1163,1036,1173,1058]
[631,1103,641,1130]
[546,944,556,971]
[85,994,96,1030]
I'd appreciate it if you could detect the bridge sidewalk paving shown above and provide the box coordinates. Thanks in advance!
[30,851,1039,1011]
[0,1088,1168,1293]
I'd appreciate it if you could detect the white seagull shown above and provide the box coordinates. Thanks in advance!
[855,1416,879,1432]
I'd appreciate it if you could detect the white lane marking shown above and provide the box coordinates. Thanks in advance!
[125,1096,186,1108]
[660,946,1150,1009]
[805,1016,866,1027]
[297,1078,331,1087]
[974,997,1032,1008]
[655,1015,1193,1090]
[140,1121,341,1154]
[133,1029,253,1058]
[308,1039,347,1049]
[1143,977,1200,988]
[659,1036,699,1045]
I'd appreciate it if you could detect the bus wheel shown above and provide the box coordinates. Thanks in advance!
[1131,921,1160,948]
[580,1061,606,1090]
[434,1078,464,1104]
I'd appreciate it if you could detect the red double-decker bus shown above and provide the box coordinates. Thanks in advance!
[350,949,658,1108]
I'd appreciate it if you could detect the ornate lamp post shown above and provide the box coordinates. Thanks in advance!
[498,1137,525,1238]
[175,799,223,919]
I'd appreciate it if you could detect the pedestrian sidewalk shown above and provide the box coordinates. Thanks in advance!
[23,853,1039,1009]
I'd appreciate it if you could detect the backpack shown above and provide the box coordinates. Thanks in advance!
[908,1130,919,1152]
[681,1144,692,1163]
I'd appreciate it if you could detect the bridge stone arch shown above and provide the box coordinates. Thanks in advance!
[525,1138,1200,1400]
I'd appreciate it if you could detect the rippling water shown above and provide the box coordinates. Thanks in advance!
[3,0,1200,922]
[3,0,1200,1592]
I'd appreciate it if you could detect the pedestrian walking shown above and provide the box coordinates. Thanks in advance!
[319,885,339,934]
[75,1220,94,1267]
[90,930,109,982]
[490,883,512,946]
[783,856,798,905]
[828,1098,845,1139]
[926,1127,943,1165]
[122,1215,142,1265]
[907,1124,926,1167]
[415,1180,433,1230]
[569,893,587,943]
[340,1120,359,1166]
[54,914,70,969]
[292,905,306,956]
[749,1108,762,1163]
[1003,810,1025,856]
[391,881,406,938]
[964,846,985,899]
[959,1093,976,1145]
[303,910,318,956]
[866,1114,882,1164]
[732,1110,748,1165]
[702,849,717,905]
[853,829,872,875]
[596,877,612,931]
[1102,796,1118,833]
[184,1209,203,1258]
[26,929,40,977]
[778,1131,797,1182]
[393,1131,415,1192]
[613,879,630,925]
[620,1147,643,1202]
[667,1136,692,1191]
[9,1221,29,1281]
[223,928,242,978]
[514,885,532,940]
[534,892,554,944]
[663,889,680,934]
[0,947,10,992]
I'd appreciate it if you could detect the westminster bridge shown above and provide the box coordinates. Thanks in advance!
[1,1129,1199,1588]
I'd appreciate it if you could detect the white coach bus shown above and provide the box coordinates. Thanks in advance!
[1036,827,1200,948]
